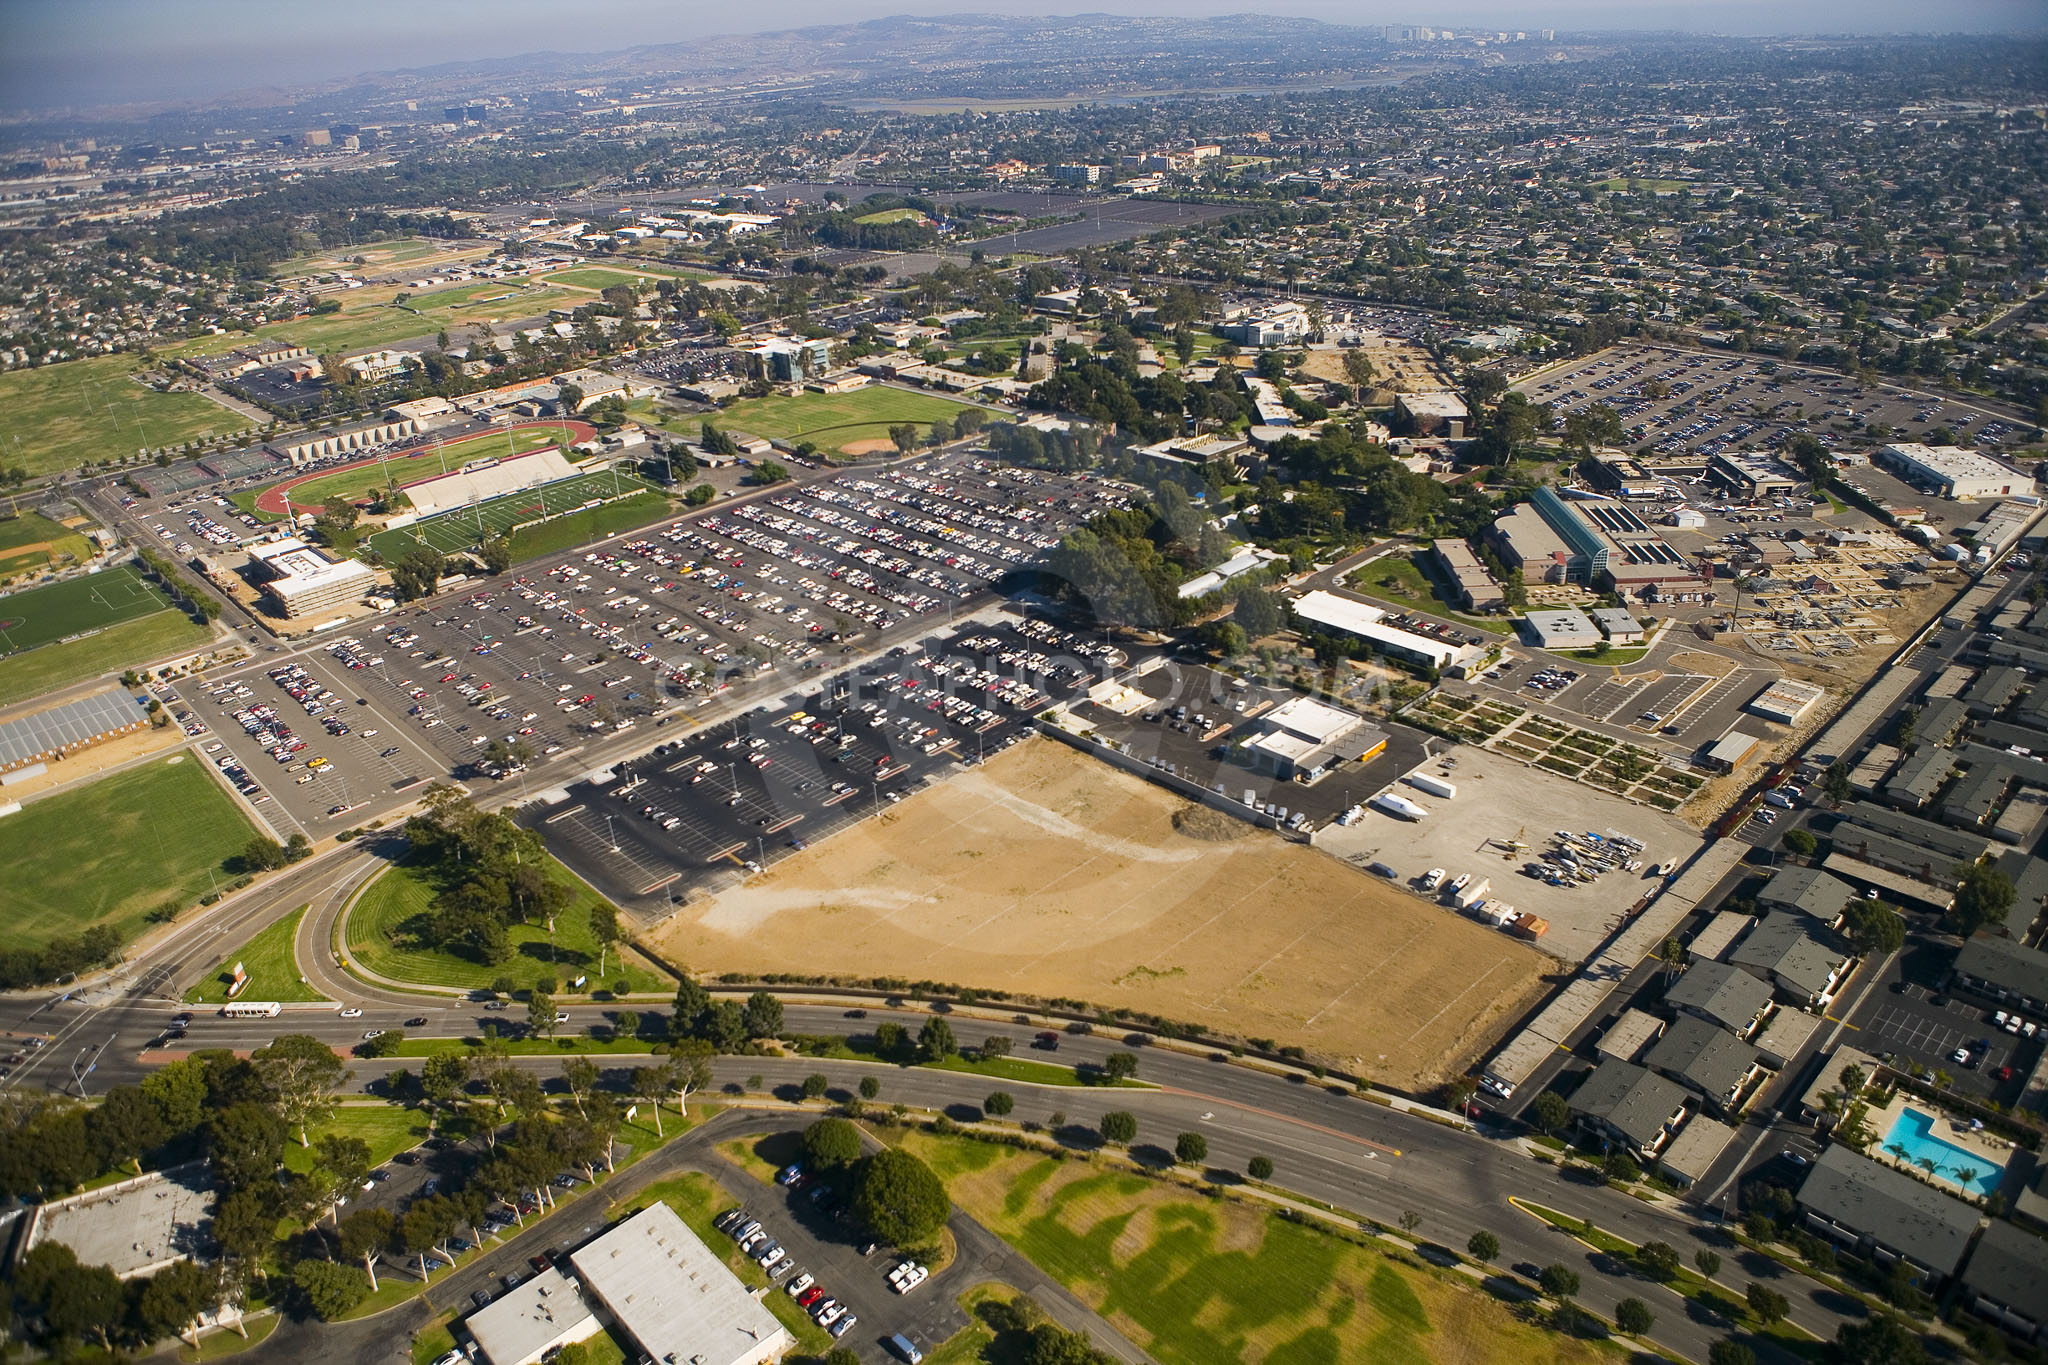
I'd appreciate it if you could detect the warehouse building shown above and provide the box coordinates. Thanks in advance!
[1748,678,1827,725]
[1708,451,1801,498]
[1876,443,2026,500]
[245,538,377,619]
[1520,608,1600,651]
[1240,696,1387,783]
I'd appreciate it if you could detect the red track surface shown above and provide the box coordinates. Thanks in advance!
[254,420,600,517]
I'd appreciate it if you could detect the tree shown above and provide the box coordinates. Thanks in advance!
[238,835,287,872]
[890,422,919,454]
[42,1256,125,1347]
[1833,1314,1929,1365]
[252,1034,349,1147]
[480,536,514,575]
[312,1132,372,1225]
[1098,1110,1138,1146]
[753,460,790,485]
[859,1075,880,1100]
[917,1016,957,1062]
[801,1072,829,1100]
[1843,900,1905,955]
[1615,1297,1656,1336]
[528,990,557,1040]
[664,1038,714,1116]
[358,1028,403,1059]
[1708,1342,1756,1365]
[1100,1050,1139,1084]
[1783,828,1818,858]
[1174,1131,1209,1165]
[851,1148,950,1247]
[803,1117,863,1170]
[1636,1240,1681,1280]
[1823,763,1853,805]
[873,1021,909,1060]
[1399,1210,1423,1235]
[1746,1283,1790,1326]
[671,975,710,1036]
[705,999,747,1051]
[1695,1249,1722,1279]
[1467,1230,1500,1263]
[742,990,784,1040]
[139,1259,217,1348]
[1530,1091,1571,1135]
[1605,1151,1642,1184]
[978,1034,1012,1061]
[561,1056,600,1119]
[338,1207,395,1291]
[1538,1264,1581,1302]
[293,1259,371,1321]
[1341,347,1378,396]
[1952,859,2015,937]
[985,1091,1015,1118]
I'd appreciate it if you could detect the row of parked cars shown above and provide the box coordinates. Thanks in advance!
[713,1201,859,1342]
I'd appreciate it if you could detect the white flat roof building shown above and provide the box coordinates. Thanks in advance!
[466,1267,602,1365]
[1749,678,1827,725]
[246,537,377,619]
[1876,443,2025,500]
[1522,608,1601,651]
[1289,589,1477,671]
[568,1202,793,1365]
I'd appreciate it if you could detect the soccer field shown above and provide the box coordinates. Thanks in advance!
[711,386,998,456]
[365,470,661,560]
[0,755,259,951]
[0,355,244,477]
[545,264,707,290]
[0,565,175,657]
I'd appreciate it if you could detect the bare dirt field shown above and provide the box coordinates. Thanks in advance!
[1300,340,1447,395]
[648,738,1551,1089]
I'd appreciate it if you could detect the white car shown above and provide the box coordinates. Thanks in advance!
[339,1007,363,1019]
[786,1273,814,1298]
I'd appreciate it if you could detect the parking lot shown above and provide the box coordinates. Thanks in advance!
[1518,342,2026,460]
[1458,650,1778,757]
[1312,744,1697,964]
[1851,976,2042,1105]
[533,616,1109,904]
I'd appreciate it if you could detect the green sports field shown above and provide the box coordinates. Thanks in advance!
[251,427,573,520]
[0,610,212,705]
[544,265,706,291]
[164,280,593,360]
[0,755,260,952]
[0,355,243,477]
[709,386,997,456]
[0,512,94,579]
[0,565,176,656]
[365,470,661,561]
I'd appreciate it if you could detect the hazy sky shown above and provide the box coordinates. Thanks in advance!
[3,0,2042,111]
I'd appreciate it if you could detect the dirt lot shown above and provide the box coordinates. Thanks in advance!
[648,738,1551,1089]
[1300,340,1447,395]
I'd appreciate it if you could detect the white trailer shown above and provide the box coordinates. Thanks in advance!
[1406,772,1458,800]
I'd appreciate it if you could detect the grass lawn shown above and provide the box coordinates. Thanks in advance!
[0,608,212,704]
[280,1105,430,1174]
[344,856,670,995]
[544,264,707,291]
[0,355,246,477]
[926,1283,1032,1365]
[609,1171,833,1357]
[363,475,663,562]
[184,906,331,1004]
[895,1129,1622,1365]
[0,512,95,579]
[503,490,674,563]
[177,1311,279,1362]
[0,755,258,951]
[717,1130,804,1187]
[855,207,925,225]
[1345,553,1516,634]
[710,387,998,457]
[389,1034,660,1058]
[1588,178,1690,194]
[927,1055,1153,1089]
[261,282,592,354]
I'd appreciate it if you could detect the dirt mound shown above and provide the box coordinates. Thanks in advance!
[839,438,897,455]
[1171,803,1252,842]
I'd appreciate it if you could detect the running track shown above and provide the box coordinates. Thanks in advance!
[253,420,600,516]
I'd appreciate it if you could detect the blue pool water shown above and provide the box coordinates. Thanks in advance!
[1880,1107,2005,1199]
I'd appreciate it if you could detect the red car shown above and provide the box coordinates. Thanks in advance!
[441,672,458,682]
[797,1285,825,1308]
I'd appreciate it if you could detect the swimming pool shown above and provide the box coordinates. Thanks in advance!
[1880,1107,2005,1199]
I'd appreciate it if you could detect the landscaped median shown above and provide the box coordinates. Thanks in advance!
[185,905,332,1005]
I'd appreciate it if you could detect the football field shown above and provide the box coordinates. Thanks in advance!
[366,470,661,559]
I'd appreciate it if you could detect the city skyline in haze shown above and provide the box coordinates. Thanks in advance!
[4,0,2044,113]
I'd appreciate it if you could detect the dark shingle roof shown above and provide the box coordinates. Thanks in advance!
[1665,959,1774,1032]
[1960,1220,2048,1313]
[1569,1060,1687,1150]
[1797,1145,1979,1276]
[1643,1014,1761,1101]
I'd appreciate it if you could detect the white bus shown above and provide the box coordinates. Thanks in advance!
[219,1001,283,1018]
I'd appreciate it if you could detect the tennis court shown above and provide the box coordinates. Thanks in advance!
[365,470,659,559]
[0,566,175,658]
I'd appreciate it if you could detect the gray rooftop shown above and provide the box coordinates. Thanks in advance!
[1758,865,1851,923]
[1797,1144,1979,1276]
[1953,935,2048,1004]
[1664,959,1775,1033]
[1643,1014,1763,1102]
[0,689,148,769]
[1959,1219,2048,1313]
[1570,1059,1688,1150]
[1728,912,1855,1002]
